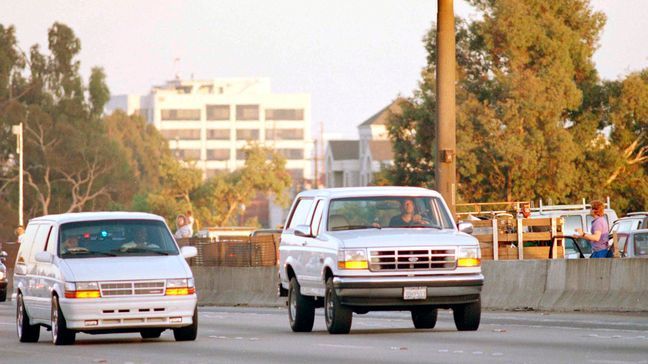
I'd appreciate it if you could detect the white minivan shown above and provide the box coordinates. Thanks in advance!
[13,212,198,345]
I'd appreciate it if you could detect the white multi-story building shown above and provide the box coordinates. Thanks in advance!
[107,78,312,227]
[107,78,312,183]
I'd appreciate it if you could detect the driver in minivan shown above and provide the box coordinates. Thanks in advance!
[121,227,159,250]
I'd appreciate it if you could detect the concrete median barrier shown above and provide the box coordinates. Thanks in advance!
[190,259,648,312]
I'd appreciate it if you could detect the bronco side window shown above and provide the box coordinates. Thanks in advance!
[286,198,314,231]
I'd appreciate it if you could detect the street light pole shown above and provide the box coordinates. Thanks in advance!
[436,0,457,216]
[11,122,24,227]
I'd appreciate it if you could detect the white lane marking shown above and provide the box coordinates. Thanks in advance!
[588,360,648,364]
[438,349,449,353]
[472,351,483,355]
[0,322,14,326]
[318,344,374,350]
[492,352,504,356]
[453,350,464,354]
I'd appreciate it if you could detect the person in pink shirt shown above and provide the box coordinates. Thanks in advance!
[575,200,610,258]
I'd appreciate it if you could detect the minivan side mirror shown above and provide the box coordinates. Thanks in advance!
[294,224,312,238]
[35,251,53,263]
[181,246,198,259]
[457,222,474,235]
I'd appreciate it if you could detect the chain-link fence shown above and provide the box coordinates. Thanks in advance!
[176,234,280,267]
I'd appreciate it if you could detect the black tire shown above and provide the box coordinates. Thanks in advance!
[16,293,40,343]
[288,277,315,332]
[173,307,198,341]
[453,299,481,331]
[324,277,352,334]
[411,308,438,329]
[0,289,6,302]
[141,329,163,339]
[51,295,76,345]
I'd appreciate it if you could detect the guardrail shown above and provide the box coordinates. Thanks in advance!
[176,235,280,267]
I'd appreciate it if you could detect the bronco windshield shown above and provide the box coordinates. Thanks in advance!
[58,219,179,258]
[327,196,454,231]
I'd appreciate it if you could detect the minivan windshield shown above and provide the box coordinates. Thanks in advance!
[59,219,179,258]
[327,196,454,231]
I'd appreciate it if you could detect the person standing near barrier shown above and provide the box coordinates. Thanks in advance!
[174,214,192,239]
[15,225,25,243]
[575,200,610,258]
[186,210,195,236]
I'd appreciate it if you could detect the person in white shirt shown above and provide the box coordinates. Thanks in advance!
[174,215,192,239]
[185,210,194,236]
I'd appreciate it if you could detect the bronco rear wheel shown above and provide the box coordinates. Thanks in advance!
[288,277,315,332]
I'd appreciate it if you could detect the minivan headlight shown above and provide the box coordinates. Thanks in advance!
[166,278,196,295]
[64,281,101,299]
[457,247,481,267]
[337,249,368,270]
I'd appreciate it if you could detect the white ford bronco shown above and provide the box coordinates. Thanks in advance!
[279,187,483,334]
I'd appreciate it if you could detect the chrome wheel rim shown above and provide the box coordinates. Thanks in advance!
[325,287,333,326]
[16,296,23,338]
[289,287,297,322]
[51,298,58,343]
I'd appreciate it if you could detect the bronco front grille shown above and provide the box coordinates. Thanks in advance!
[100,281,165,297]
[368,248,456,271]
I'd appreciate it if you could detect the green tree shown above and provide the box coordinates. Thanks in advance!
[192,145,292,226]
[386,1,646,210]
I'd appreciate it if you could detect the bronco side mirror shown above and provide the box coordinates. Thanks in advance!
[457,222,474,235]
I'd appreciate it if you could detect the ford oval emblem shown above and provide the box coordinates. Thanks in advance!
[408,257,419,262]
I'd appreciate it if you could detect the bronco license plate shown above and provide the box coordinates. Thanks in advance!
[403,287,427,300]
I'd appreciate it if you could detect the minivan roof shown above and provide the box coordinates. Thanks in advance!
[28,212,165,225]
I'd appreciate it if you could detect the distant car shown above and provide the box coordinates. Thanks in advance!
[610,212,648,250]
[14,212,199,345]
[0,251,7,302]
[250,229,283,237]
[618,229,648,258]
[549,236,590,259]
[531,202,619,237]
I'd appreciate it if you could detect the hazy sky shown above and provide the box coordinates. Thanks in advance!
[1,0,647,140]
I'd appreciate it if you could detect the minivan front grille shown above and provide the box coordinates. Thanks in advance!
[100,281,165,297]
[368,248,456,271]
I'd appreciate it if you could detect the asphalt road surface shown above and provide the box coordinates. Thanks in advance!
[1,301,647,364]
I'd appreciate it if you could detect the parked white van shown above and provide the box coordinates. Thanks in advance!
[13,212,198,345]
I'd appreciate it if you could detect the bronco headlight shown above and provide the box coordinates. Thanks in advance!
[457,246,481,267]
[337,249,368,270]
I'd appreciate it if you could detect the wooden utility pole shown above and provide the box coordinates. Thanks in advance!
[436,0,457,216]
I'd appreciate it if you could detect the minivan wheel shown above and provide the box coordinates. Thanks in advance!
[51,295,76,345]
[173,307,198,341]
[141,329,164,339]
[411,308,438,329]
[288,277,315,332]
[324,277,352,334]
[453,299,481,331]
[17,293,40,342]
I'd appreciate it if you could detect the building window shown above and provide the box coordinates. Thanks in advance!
[161,129,201,140]
[265,108,304,121]
[206,149,230,160]
[206,105,230,120]
[266,128,304,140]
[236,149,247,160]
[161,109,201,121]
[236,105,259,120]
[206,129,230,140]
[277,148,304,160]
[236,129,259,140]
[175,149,201,160]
